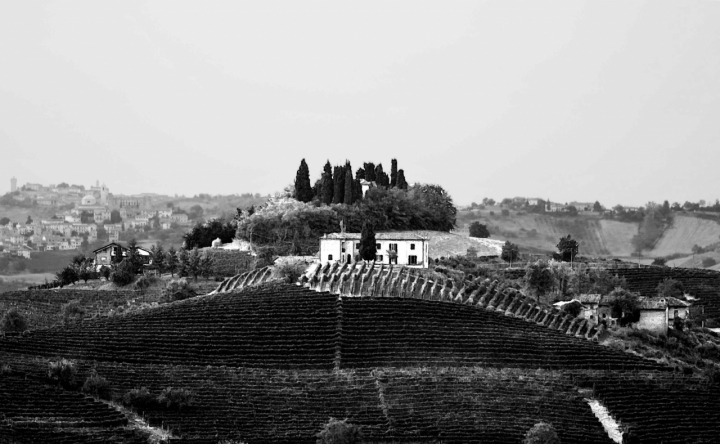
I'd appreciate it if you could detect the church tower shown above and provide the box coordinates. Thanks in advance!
[10,177,17,192]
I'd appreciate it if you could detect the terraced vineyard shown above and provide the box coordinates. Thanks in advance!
[2,281,719,443]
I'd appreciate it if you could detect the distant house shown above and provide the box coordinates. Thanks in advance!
[564,294,691,334]
[92,242,152,269]
[319,231,429,268]
[170,213,189,224]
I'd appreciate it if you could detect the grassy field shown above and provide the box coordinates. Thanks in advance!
[651,215,720,256]
[0,204,57,224]
[0,272,56,283]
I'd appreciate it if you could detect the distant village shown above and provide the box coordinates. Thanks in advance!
[0,178,192,258]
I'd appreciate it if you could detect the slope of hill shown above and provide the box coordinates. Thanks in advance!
[3,282,720,443]
[651,215,720,256]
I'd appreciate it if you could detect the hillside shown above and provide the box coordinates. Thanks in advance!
[457,209,720,260]
[652,214,720,256]
[4,281,720,442]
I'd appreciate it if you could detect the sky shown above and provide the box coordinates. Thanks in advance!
[1,1,719,207]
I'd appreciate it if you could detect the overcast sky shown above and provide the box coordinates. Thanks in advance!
[1,1,719,207]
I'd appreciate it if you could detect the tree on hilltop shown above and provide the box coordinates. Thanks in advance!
[344,168,355,205]
[321,161,334,205]
[359,221,377,261]
[396,170,408,190]
[364,162,376,182]
[501,241,519,262]
[333,165,345,204]
[593,201,603,213]
[294,159,313,203]
[390,158,398,187]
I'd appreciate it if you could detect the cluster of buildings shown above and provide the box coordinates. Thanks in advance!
[1,179,192,258]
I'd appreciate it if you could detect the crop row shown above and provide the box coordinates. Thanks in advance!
[0,352,624,444]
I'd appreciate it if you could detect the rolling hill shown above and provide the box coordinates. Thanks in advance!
[3,281,720,443]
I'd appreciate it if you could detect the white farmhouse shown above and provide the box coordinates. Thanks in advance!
[319,231,429,268]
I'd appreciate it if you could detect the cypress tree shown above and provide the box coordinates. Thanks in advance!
[364,163,376,182]
[396,169,408,190]
[354,178,363,202]
[390,158,398,187]
[321,161,334,205]
[374,163,384,185]
[294,159,313,202]
[344,168,354,205]
[356,167,365,180]
[333,165,345,204]
[359,221,377,261]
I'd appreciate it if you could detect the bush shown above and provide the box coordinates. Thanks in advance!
[157,387,195,410]
[657,278,685,299]
[501,209,510,217]
[47,359,77,388]
[1,308,27,333]
[562,300,582,318]
[135,275,152,292]
[111,260,136,286]
[501,241,520,262]
[702,257,717,268]
[652,257,667,266]
[316,418,364,444]
[162,278,196,301]
[123,387,157,409]
[82,370,111,400]
[61,300,85,323]
[673,316,685,332]
[272,260,309,283]
[468,221,490,238]
[523,421,560,444]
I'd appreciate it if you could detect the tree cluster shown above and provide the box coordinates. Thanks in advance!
[183,218,236,249]
[237,183,456,255]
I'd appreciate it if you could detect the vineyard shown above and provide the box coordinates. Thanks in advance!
[2,281,720,442]
[0,289,162,330]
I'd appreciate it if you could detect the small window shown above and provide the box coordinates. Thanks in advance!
[376,243,381,250]
[355,243,360,249]
[328,254,333,261]
[589,315,594,320]
[602,313,607,319]
[342,247,345,253]
[376,254,383,262]
[389,243,398,251]
[408,255,418,265]
[411,243,415,250]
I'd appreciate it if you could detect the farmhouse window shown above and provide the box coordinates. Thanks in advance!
[411,243,415,250]
[408,255,418,265]
[342,246,346,253]
[355,243,359,249]
[376,254,383,262]
[376,243,381,250]
[328,255,333,261]
[674,309,679,319]
[389,243,398,251]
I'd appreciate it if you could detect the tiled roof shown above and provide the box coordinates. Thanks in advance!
[323,231,427,241]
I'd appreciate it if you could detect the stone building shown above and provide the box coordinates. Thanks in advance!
[319,231,429,268]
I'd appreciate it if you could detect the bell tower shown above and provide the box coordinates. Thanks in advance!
[10,177,17,192]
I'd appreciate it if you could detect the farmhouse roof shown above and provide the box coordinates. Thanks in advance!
[577,294,602,304]
[92,242,152,256]
[323,231,428,241]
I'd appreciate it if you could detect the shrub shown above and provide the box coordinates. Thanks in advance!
[657,278,685,299]
[468,221,490,238]
[61,300,85,323]
[652,257,667,266]
[316,418,364,444]
[501,241,519,262]
[157,387,195,410]
[111,260,136,286]
[1,308,27,333]
[523,421,560,444]
[134,275,152,292]
[99,265,111,280]
[162,278,196,302]
[501,209,510,216]
[702,257,717,268]
[673,316,685,332]
[562,300,583,318]
[272,260,309,283]
[123,387,157,409]
[82,370,111,400]
[47,359,77,388]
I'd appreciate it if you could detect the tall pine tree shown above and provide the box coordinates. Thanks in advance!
[390,158,398,187]
[344,168,354,204]
[321,161,334,205]
[359,221,377,261]
[356,167,365,180]
[294,159,313,202]
[396,169,408,190]
[354,178,363,202]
